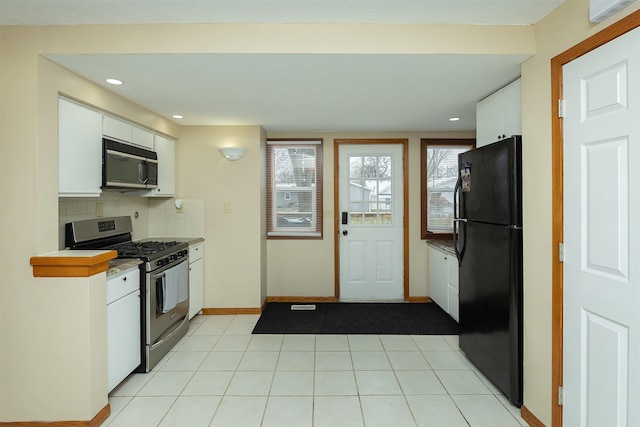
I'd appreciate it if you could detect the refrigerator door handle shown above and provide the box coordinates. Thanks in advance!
[453,177,460,260]
[453,177,466,263]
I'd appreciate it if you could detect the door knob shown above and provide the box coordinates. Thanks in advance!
[342,230,348,236]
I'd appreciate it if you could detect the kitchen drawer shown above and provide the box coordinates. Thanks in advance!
[107,267,140,304]
[189,242,204,262]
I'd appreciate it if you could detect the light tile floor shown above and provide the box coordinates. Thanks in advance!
[104,314,529,427]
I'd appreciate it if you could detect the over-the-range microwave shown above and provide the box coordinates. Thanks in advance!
[103,138,158,190]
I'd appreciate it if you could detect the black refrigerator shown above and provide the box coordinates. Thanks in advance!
[453,136,523,407]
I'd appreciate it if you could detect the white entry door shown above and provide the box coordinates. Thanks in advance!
[563,27,640,426]
[338,143,404,300]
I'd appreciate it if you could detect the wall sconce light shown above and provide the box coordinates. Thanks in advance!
[219,147,246,161]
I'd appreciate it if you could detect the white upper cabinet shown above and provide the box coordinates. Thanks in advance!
[103,115,132,142]
[103,115,154,150]
[476,78,522,147]
[58,98,103,197]
[501,79,522,140]
[147,135,175,197]
[59,100,174,198]
[131,126,155,150]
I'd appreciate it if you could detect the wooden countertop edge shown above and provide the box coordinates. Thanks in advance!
[30,250,118,278]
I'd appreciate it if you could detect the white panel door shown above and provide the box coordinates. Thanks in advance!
[339,144,404,300]
[563,27,640,427]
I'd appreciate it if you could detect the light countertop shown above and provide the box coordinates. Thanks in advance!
[427,240,456,255]
[107,258,143,276]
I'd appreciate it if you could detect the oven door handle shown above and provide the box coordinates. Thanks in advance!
[150,314,189,351]
[155,273,166,312]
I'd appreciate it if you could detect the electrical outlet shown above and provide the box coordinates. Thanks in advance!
[323,209,333,218]
[96,202,103,217]
[224,202,232,214]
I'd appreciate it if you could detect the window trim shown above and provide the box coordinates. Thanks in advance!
[267,138,323,240]
[420,138,475,240]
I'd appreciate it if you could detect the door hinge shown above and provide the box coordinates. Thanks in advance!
[558,99,566,118]
[558,386,564,406]
[559,242,565,263]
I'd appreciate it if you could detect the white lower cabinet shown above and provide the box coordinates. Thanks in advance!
[106,267,141,392]
[428,244,459,322]
[428,246,448,309]
[447,255,460,321]
[188,242,204,319]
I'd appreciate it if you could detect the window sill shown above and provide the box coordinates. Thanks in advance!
[422,233,453,241]
[267,232,322,240]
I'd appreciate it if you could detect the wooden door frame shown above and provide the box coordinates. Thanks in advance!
[333,139,409,301]
[551,10,640,427]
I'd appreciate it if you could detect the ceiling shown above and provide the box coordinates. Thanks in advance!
[1,0,565,132]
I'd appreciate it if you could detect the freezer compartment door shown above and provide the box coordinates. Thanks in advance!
[458,221,523,406]
[458,136,521,226]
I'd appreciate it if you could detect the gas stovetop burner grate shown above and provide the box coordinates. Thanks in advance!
[65,216,188,263]
[116,241,179,257]
[113,240,187,262]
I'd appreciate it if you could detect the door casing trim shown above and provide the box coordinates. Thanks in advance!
[333,139,409,301]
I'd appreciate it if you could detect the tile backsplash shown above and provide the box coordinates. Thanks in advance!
[58,192,204,249]
[148,198,204,238]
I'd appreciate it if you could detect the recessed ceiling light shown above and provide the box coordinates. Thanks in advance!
[106,78,123,85]
[449,117,461,122]
[172,115,184,119]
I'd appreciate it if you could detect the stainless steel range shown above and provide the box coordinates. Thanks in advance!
[65,216,189,372]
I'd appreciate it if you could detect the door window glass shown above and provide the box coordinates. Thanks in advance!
[349,154,393,225]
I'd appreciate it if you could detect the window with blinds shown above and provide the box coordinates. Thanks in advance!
[420,139,475,239]
[267,139,323,238]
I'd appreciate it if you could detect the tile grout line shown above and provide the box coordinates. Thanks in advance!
[107,316,526,427]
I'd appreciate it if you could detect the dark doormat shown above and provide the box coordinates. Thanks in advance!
[252,302,458,335]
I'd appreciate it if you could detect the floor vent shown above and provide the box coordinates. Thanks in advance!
[290,304,316,311]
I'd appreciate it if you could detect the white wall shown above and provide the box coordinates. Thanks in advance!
[176,125,266,309]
